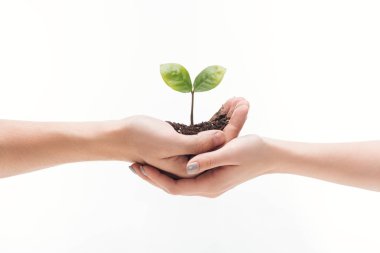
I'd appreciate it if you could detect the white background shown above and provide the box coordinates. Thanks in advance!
[1,0,380,252]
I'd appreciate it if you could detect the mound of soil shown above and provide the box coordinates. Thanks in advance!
[167,111,229,135]
[162,110,230,179]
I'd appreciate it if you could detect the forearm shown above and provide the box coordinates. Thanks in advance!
[0,120,124,178]
[265,139,380,191]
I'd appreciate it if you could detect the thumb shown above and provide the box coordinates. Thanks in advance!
[186,147,229,175]
[180,130,226,155]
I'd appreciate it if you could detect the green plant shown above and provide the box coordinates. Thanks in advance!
[160,63,226,125]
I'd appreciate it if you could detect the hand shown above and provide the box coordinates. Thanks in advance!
[130,135,275,198]
[121,97,249,178]
[110,115,226,178]
[211,97,249,142]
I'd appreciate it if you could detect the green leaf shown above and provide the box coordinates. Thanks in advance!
[193,65,226,92]
[160,63,192,93]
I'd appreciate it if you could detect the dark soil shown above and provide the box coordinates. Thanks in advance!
[161,110,230,179]
[167,111,230,135]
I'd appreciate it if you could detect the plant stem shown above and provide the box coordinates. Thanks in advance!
[190,91,194,125]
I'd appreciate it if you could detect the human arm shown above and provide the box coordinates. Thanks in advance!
[131,135,380,197]
[0,97,249,179]
[0,117,224,178]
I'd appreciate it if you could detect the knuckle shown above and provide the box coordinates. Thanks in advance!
[204,158,215,170]
[195,136,208,153]
[191,137,205,154]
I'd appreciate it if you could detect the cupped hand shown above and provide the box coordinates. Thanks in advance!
[130,134,275,198]
[111,115,226,178]
[117,97,249,178]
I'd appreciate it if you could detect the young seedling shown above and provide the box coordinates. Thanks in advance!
[160,63,226,126]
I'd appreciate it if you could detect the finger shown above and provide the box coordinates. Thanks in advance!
[225,97,247,118]
[210,97,241,121]
[209,97,249,141]
[194,165,239,196]
[137,163,182,194]
[130,163,161,189]
[153,155,192,179]
[175,130,226,155]
[222,97,246,117]
[141,164,204,196]
[223,101,249,141]
[186,146,232,175]
[143,163,238,198]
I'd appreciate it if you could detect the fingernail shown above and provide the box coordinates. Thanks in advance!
[129,165,136,174]
[235,102,247,110]
[213,132,225,146]
[187,162,199,175]
[140,165,147,176]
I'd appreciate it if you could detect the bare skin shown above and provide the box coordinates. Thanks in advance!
[0,97,249,179]
[132,135,380,197]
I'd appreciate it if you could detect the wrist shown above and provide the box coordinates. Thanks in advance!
[242,135,281,177]
[248,136,279,175]
[260,138,305,175]
[85,118,134,161]
[54,121,121,162]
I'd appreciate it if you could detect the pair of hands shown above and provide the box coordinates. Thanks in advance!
[124,97,270,197]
